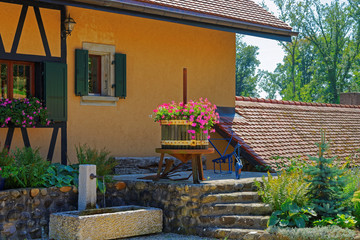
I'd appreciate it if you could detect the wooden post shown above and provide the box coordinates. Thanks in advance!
[183,68,187,104]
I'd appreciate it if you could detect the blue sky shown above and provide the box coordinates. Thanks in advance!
[243,0,285,72]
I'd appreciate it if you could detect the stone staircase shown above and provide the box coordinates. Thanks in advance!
[194,180,272,239]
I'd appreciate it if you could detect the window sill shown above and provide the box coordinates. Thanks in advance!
[80,96,119,106]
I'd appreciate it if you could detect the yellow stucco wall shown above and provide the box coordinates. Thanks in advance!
[65,6,235,162]
[0,3,235,164]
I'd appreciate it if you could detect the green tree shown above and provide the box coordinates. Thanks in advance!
[261,0,360,103]
[304,131,352,218]
[258,69,282,99]
[235,35,260,97]
[300,0,360,103]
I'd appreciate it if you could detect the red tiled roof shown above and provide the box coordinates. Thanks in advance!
[217,97,360,170]
[132,0,292,30]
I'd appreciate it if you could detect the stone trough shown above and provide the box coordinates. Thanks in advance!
[49,205,163,240]
[49,165,163,240]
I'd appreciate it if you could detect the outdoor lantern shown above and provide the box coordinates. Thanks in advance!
[63,15,76,37]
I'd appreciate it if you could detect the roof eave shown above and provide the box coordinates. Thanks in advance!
[39,0,297,42]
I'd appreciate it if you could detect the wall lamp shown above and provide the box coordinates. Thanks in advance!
[63,15,76,38]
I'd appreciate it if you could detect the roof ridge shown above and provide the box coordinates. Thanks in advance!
[235,96,360,109]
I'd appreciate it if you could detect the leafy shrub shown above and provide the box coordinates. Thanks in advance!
[0,147,15,166]
[273,156,310,173]
[268,199,316,228]
[76,144,118,193]
[255,169,310,210]
[75,144,117,177]
[2,147,49,188]
[268,226,356,240]
[42,163,78,187]
[304,131,352,218]
[313,214,357,229]
[352,190,360,227]
[254,165,272,172]
[342,167,360,209]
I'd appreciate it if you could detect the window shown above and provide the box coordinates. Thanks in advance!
[75,43,126,106]
[0,60,35,99]
[88,55,101,95]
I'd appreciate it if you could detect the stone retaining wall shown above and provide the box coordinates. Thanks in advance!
[0,179,260,239]
[114,180,250,235]
[0,186,78,239]
[0,184,126,240]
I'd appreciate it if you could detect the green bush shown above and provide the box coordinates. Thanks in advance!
[313,214,357,229]
[41,163,78,188]
[1,147,49,188]
[273,156,310,173]
[342,167,360,209]
[352,190,360,227]
[75,144,118,193]
[254,169,310,210]
[75,144,117,177]
[0,147,15,166]
[268,226,356,240]
[268,199,316,228]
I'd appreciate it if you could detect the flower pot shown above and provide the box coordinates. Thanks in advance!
[160,120,208,149]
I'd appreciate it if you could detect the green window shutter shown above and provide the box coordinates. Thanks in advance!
[75,49,88,96]
[115,53,126,98]
[44,62,67,121]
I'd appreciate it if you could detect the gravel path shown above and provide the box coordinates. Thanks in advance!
[126,233,216,240]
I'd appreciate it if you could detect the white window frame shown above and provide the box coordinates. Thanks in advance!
[81,42,118,106]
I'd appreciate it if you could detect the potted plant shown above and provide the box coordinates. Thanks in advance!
[152,98,219,149]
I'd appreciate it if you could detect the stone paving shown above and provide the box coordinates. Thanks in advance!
[114,170,273,183]
[126,233,216,239]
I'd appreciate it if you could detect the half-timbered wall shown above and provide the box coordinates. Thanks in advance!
[0,0,66,162]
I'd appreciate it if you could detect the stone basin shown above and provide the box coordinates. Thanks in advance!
[49,205,163,240]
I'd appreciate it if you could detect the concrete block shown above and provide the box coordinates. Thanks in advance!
[78,165,97,211]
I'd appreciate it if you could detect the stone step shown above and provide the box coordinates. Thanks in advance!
[201,203,272,216]
[199,215,269,229]
[200,191,260,204]
[188,180,258,195]
[197,227,271,240]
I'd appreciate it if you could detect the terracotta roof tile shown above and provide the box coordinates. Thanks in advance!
[218,97,360,170]
[134,0,292,30]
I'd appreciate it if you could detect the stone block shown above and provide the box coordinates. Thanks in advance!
[49,205,162,240]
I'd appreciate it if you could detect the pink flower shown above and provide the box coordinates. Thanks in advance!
[191,123,197,127]
[191,135,195,140]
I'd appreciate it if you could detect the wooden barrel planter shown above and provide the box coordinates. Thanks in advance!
[160,120,208,149]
